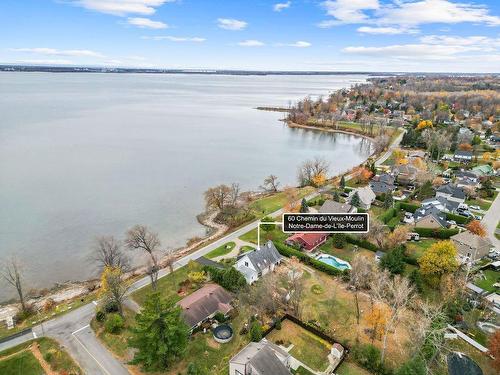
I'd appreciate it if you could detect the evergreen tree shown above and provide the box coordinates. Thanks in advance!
[340,175,346,189]
[130,293,189,371]
[300,198,309,213]
[380,247,406,275]
[250,321,263,342]
[261,216,275,232]
[351,191,360,207]
[333,190,340,202]
[187,362,206,375]
[383,193,394,209]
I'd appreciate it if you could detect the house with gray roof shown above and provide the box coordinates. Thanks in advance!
[451,230,493,263]
[234,241,283,284]
[229,339,292,375]
[319,200,356,214]
[436,184,466,203]
[421,196,461,213]
[453,150,473,162]
[369,180,395,196]
[413,206,449,229]
[349,186,376,210]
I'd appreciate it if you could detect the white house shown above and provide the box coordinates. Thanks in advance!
[234,241,283,284]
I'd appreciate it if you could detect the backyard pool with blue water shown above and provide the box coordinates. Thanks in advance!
[316,254,351,270]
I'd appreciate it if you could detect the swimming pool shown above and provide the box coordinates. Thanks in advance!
[316,254,351,270]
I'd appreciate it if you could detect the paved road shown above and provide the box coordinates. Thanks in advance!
[0,126,406,374]
[375,128,405,167]
[481,190,500,250]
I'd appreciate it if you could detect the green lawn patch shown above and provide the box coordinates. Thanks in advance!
[0,350,43,375]
[249,187,314,216]
[131,264,197,306]
[473,269,499,293]
[206,242,236,259]
[292,366,316,375]
[91,309,135,360]
[405,239,438,260]
[239,227,288,245]
[336,360,372,375]
[239,245,255,253]
[465,198,492,211]
[267,320,331,372]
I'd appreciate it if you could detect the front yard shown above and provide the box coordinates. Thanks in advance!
[473,269,499,293]
[266,320,332,372]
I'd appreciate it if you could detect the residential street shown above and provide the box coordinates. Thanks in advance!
[481,191,500,250]
[0,129,405,374]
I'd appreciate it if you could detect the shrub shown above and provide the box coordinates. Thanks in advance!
[274,319,282,330]
[205,266,247,292]
[96,310,106,323]
[43,298,56,312]
[445,212,470,224]
[214,312,226,323]
[332,233,346,248]
[103,299,119,313]
[345,236,378,252]
[380,208,397,224]
[105,313,124,334]
[399,202,419,213]
[250,321,263,342]
[352,344,382,373]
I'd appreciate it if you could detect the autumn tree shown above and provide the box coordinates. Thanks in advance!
[489,330,500,371]
[365,219,386,249]
[100,266,127,316]
[204,183,239,211]
[349,255,373,326]
[418,241,458,284]
[125,225,162,290]
[366,304,389,342]
[297,157,329,187]
[311,172,326,187]
[386,226,409,249]
[283,187,300,212]
[91,236,129,273]
[392,149,406,165]
[416,120,433,130]
[261,175,280,192]
[466,220,487,237]
[1,258,28,313]
[458,143,473,151]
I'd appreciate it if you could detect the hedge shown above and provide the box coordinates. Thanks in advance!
[379,208,397,224]
[345,235,379,252]
[445,212,470,224]
[399,202,419,213]
[274,242,344,276]
[413,227,459,239]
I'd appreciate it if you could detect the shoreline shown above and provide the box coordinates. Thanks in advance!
[286,121,376,142]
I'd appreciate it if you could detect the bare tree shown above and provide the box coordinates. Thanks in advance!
[364,219,386,249]
[163,247,176,274]
[229,183,240,207]
[90,236,129,273]
[204,184,233,211]
[1,258,28,312]
[125,225,161,290]
[297,157,330,187]
[261,175,280,193]
[278,257,305,317]
[371,271,415,363]
[349,255,374,325]
[373,134,390,154]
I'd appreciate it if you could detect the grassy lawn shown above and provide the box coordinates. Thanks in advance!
[0,350,43,375]
[206,241,236,259]
[405,239,438,261]
[249,187,314,216]
[240,245,255,253]
[473,269,499,293]
[131,264,199,306]
[292,366,316,375]
[0,337,81,375]
[336,360,372,375]
[267,320,331,372]
[465,198,492,211]
[318,239,374,263]
[239,226,288,245]
[91,309,135,360]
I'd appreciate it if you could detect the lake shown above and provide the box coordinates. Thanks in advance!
[0,72,371,300]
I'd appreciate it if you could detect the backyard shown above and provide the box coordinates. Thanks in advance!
[473,269,499,293]
[266,319,332,372]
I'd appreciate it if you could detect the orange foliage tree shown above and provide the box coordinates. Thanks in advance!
[366,304,389,342]
[466,220,487,237]
[458,143,473,151]
[489,331,500,371]
[416,120,433,130]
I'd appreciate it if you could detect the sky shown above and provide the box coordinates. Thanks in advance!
[1,0,500,72]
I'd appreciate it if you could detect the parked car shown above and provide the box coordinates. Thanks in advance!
[403,212,414,224]
[469,205,481,211]
[407,232,420,241]
[340,192,349,198]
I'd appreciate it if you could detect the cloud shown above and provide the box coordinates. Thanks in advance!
[319,0,500,30]
[17,59,74,65]
[357,26,417,35]
[287,41,311,48]
[11,47,103,57]
[217,18,247,30]
[320,0,379,25]
[342,34,500,61]
[274,1,291,12]
[127,17,168,29]
[238,40,265,47]
[71,0,174,16]
[143,36,206,42]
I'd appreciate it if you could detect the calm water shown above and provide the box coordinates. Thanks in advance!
[0,72,371,300]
